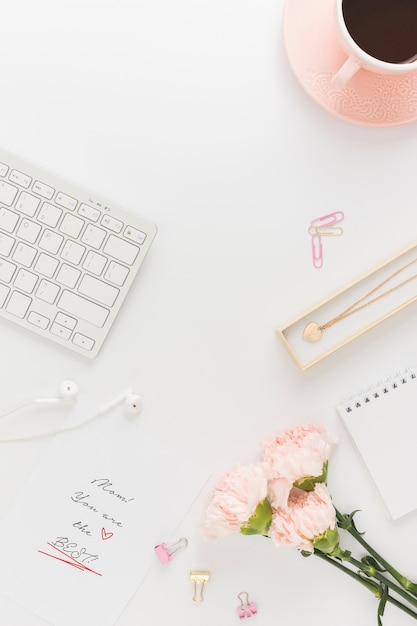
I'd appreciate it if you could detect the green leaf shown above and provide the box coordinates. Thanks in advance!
[293,461,328,492]
[240,498,273,536]
[313,526,340,556]
[362,556,387,573]
[300,550,313,558]
[377,584,389,626]
[336,509,365,534]
[356,573,384,598]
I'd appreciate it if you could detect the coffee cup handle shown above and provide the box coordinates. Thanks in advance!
[332,55,363,90]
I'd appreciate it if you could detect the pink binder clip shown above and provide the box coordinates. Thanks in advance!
[154,537,188,564]
[237,592,257,619]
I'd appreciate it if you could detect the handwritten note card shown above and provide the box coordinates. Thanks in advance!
[0,394,206,626]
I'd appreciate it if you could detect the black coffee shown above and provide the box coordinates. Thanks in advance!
[342,0,417,64]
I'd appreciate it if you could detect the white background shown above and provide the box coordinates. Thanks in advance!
[1,0,417,624]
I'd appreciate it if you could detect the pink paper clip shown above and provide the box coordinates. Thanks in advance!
[237,592,257,619]
[154,537,188,564]
[310,211,344,229]
[311,233,323,269]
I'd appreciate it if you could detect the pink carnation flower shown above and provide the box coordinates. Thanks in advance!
[261,423,337,485]
[269,483,337,552]
[200,463,268,540]
[267,477,293,509]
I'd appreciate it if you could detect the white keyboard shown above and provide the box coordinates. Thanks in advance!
[0,147,157,358]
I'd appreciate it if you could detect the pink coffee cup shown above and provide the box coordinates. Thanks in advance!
[332,0,417,90]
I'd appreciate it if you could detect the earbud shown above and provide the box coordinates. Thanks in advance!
[0,380,79,416]
[125,392,143,414]
[58,379,79,402]
[33,380,79,406]
[97,389,143,416]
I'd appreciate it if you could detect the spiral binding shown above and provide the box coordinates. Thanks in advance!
[340,367,417,413]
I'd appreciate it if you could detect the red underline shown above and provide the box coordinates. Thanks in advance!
[38,543,102,576]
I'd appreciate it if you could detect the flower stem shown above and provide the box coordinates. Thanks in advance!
[336,508,417,596]
[388,596,417,621]
[313,550,383,596]
[314,551,417,621]
[342,551,417,610]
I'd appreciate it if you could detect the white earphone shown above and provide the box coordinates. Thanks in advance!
[0,379,79,416]
[96,388,144,416]
[0,380,143,442]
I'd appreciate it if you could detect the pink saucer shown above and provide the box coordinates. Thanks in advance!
[283,0,417,127]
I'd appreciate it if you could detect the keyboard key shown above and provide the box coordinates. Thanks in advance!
[103,234,139,265]
[124,225,147,245]
[72,332,95,351]
[0,163,9,177]
[56,192,77,211]
[82,250,106,275]
[37,202,62,227]
[15,192,40,217]
[34,253,59,278]
[12,242,37,267]
[36,279,60,304]
[81,224,106,249]
[0,233,15,257]
[27,311,50,329]
[78,203,100,222]
[9,169,32,188]
[14,269,38,294]
[0,259,16,282]
[101,215,123,233]
[50,322,71,340]
[39,229,64,254]
[104,261,129,286]
[59,213,84,238]
[32,180,55,200]
[0,181,19,208]
[56,263,81,289]
[54,311,77,330]
[0,207,19,233]
[0,284,10,307]
[58,290,109,327]
[78,274,119,307]
[16,218,42,244]
[6,291,31,318]
[60,240,85,265]
[0,181,18,206]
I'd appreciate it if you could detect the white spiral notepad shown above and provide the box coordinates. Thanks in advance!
[337,367,417,520]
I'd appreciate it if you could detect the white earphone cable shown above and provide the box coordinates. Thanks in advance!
[0,384,142,443]
[0,400,37,420]
[0,409,104,443]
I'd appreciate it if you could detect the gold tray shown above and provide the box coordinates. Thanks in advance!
[278,241,417,370]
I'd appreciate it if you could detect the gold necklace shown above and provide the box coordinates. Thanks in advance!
[303,256,417,342]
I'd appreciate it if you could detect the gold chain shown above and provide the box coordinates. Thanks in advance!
[303,256,417,342]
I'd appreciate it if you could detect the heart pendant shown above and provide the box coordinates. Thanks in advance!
[303,322,322,342]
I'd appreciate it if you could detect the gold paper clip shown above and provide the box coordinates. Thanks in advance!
[308,225,344,237]
[190,570,210,603]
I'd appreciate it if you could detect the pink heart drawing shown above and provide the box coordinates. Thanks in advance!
[101,527,114,541]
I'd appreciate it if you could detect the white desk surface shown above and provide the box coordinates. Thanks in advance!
[1,1,417,624]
